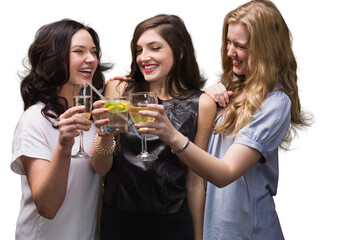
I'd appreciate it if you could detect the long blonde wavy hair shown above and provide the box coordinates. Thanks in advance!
[214,0,310,150]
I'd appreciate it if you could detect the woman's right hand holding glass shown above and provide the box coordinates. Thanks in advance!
[135,103,184,150]
[58,105,92,149]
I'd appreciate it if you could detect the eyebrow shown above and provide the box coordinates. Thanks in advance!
[71,45,97,49]
[227,38,249,48]
[137,41,163,47]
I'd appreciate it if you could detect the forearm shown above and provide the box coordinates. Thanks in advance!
[170,133,233,188]
[172,134,261,188]
[170,93,230,187]
[91,134,114,176]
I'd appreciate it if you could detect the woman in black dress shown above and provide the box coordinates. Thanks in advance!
[91,14,217,240]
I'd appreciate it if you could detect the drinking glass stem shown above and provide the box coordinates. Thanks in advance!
[141,133,148,153]
[79,130,85,153]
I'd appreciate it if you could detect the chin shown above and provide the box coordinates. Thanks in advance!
[233,66,249,77]
[232,68,243,76]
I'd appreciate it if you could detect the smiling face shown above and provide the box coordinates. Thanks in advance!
[68,29,98,85]
[58,29,98,102]
[226,23,250,78]
[135,29,174,85]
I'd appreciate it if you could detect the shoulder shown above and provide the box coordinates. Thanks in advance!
[105,80,128,97]
[262,90,291,114]
[268,90,291,103]
[21,103,47,123]
[199,93,217,112]
[17,103,53,135]
[250,90,291,130]
[26,102,45,112]
[234,91,292,160]
[15,103,57,140]
[198,93,217,124]
[12,103,54,174]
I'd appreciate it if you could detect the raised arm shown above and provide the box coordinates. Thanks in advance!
[91,80,127,176]
[135,104,261,188]
[21,106,92,219]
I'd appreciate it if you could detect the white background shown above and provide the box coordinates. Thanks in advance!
[1,0,359,239]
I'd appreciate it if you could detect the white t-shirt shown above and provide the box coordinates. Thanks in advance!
[11,103,100,240]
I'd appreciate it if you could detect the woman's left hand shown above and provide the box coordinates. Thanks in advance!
[204,83,233,107]
[91,100,112,137]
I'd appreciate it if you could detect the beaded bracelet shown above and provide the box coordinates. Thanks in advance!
[171,137,190,154]
[94,134,116,156]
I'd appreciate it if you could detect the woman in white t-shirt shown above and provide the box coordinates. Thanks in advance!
[11,19,111,240]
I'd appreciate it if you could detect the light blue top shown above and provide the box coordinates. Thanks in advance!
[204,90,291,240]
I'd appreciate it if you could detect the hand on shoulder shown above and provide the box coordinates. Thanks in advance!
[204,83,233,107]
[105,76,134,85]
[104,77,130,97]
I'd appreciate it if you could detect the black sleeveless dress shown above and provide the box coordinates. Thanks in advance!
[100,91,203,240]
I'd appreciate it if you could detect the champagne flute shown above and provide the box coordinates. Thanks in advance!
[129,92,158,161]
[72,82,92,159]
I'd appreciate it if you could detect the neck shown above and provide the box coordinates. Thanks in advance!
[149,81,171,100]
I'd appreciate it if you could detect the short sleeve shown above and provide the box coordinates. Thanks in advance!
[234,91,291,161]
[11,105,54,175]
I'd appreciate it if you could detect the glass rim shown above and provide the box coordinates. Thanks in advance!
[101,96,128,100]
[128,91,157,96]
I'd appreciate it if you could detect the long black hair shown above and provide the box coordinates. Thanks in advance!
[20,19,112,127]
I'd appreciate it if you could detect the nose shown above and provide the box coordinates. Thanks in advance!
[140,49,151,62]
[85,52,97,63]
[227,44,236,58]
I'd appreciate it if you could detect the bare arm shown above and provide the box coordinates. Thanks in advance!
[91,80,128,176]
[90,100,115,176]
[186,94,217,240]
[177,140,261,188]
[136,104,261,188]
[22,106,91,219]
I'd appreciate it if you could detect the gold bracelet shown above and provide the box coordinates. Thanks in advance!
[171,137,189,154]
[93,134,116,156]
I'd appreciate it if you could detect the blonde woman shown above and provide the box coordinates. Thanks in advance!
[134,0,310,239]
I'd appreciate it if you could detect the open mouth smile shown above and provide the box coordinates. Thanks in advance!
[143,64,158,73]
[78,68,93,77]
[233,59,242,66]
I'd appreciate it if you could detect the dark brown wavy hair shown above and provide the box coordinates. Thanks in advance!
[125,14,206,98]
[20,19,112,128]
